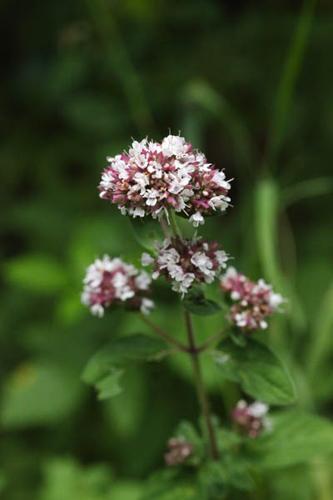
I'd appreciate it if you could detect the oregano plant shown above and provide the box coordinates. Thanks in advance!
[80,135,333,498]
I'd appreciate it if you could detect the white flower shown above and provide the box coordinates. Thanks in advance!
[135,272,152,290]
[208,196,229,210]
[145,189,160,206]
[132,207,145,218]
[141,252,154,266]
[269,292,284,309]
[157,248,180,268]
[189,212,204,227]
[248,401,269,418]
[212,171,230,190]
[161,135,187,157]
[140,298,154,315]
[215,250,228,267]
[91,303,104,317]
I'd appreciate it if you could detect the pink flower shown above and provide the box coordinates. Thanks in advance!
[81,256,154,317]
[99,135,231,226]
[142,237,228,296]
[164,437,193,466]
[232,400,270,438]
[220,267,284,331]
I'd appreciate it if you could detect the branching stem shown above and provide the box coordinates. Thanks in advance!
[140,315,188,353]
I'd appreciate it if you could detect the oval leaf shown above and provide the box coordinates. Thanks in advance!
[82,334,168,399]
[214,338,296,405]
[183,288,221,316]
[250,411,333,468]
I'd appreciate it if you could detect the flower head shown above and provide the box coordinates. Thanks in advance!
[220,267,284,331]
[81,256,154,317]
[232,400,270,438]
[99,135,231,226]
[142,237,229,296]
[164,437,193,466]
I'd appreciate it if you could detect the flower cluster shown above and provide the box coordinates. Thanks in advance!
[220,267,284,330]
[164,437,193,466]
[142,237,229,296]
[81,256,154,317]
[232,400,270,438]
[99,135,231,227]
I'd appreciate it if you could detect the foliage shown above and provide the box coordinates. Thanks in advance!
[1,0,333,498]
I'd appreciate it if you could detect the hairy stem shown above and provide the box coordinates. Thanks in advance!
[184,311,219,460]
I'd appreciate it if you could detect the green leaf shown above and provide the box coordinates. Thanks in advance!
[0,363,82,428]
[214,338,296,405]
[255,178,306,332]
[251,411,333,468]
[282,177,333,207]
[266,0,317,169]
[40,458,112,500]
[142,470,200,500]
[95,368,123,400]
[4,254,67,293]
[182,79,254,172]
[128,218,161,252]
[183,288,221,316]
[307,282,333,380]
[82,334,167,399]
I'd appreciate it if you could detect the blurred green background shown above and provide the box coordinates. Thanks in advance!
[1,0,333,498]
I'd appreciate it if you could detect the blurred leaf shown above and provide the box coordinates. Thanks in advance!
[105,367,147,437]
[182,80,254,171]
[282,177,333,206]
[255,178,282,286]
[95,368,123,400]
[1,363,82,428]
[128,218,161,252]
[39,458,112,500]
[251,411,333,468]
[82,334,167,399]
[110,481,143,500]
[62,94,121,135]
[4,255,67,293]
[307,282,333,380]
[214,338,296,405]
[266,0,317,168]
[142,470,200,500]
[183,288,221,316]
[255,177,306,332]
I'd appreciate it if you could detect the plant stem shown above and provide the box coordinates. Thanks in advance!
[197,328,228,353]
[184,311,219,460]
[140,315,188,353]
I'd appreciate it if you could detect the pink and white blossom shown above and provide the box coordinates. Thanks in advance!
[99,135,231,226]
[220,267,284,331]
[232,400,271,438]
[142,237,229,296]
[81,256,154,317]
[164,437,193,466]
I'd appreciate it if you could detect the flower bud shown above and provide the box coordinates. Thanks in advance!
[220,267,284,331]
[164,437,193,466]
[142,237,228,296]
[232,400,271,438]
[81,256,154,317]
[99,135,231,226]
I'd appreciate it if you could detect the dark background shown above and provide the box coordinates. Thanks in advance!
[1,0,332,498]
